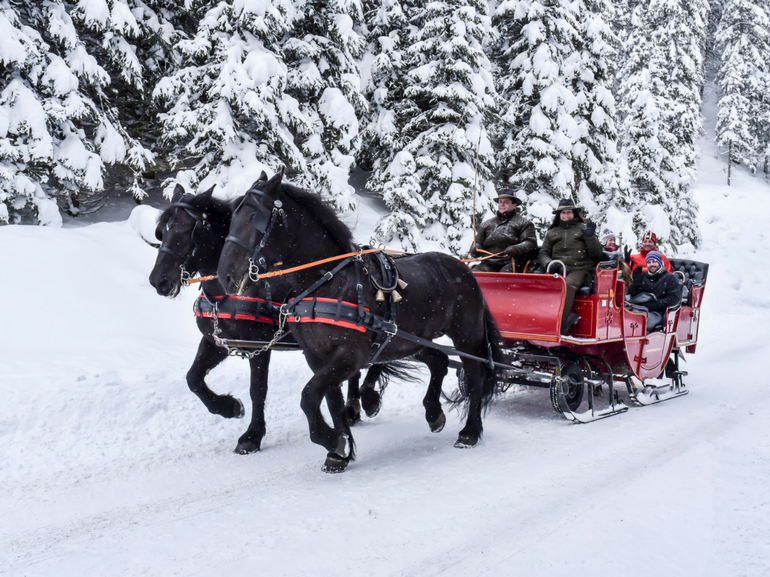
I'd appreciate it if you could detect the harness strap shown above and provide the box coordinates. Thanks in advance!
[366,251,399,365]
[355,259,365,325]
[284,297,500,368]
[224,235,253,252]
[287,298,371,333]
[159,245,188,261]
[194,294,280,324]
[284,257,357,314]
[391,328,499,368]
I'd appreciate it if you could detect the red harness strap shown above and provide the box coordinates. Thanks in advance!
[286,297,370,333]
[194,295,281,324]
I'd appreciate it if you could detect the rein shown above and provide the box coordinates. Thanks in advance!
[185,248,384,285]
[460,250,506,264]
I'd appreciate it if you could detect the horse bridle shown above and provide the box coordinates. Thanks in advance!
[224,188,288,281]
[159,195,213,285]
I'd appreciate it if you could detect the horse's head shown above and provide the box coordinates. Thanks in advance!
[217,170,288,295]
[149,184,229,297]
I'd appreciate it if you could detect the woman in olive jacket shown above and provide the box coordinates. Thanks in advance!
[538,199,604,334]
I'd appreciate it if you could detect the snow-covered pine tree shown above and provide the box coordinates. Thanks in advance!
[152,0,303,199]
[715,0,770,182]
[705,0,726,64]
[616,0,705,250]
[570,0,622,215]
[366,0,498,253]
[607,0,639,88]
[358,0,410,172]
[361,0,428,251]
[72,0,185,201]
[492,0,582,230]
[0,0,157,224]
[282,0,368,213]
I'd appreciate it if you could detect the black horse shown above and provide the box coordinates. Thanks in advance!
[216,171,502,472]
[148,181,393,454]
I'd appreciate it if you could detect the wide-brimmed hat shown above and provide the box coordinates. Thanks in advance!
[552,199,581,214]
[494,190,523,205]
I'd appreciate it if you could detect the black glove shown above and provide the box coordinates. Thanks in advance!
[623,246,632,264]
[505,246,519,258]
[582,221,596,237]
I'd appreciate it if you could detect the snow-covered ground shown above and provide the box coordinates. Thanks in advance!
[2,107,769,575]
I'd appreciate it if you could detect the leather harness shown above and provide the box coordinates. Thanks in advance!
[213,183,496,368]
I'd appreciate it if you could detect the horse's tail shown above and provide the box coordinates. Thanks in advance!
[481,303,504,411]
[353,360,422,423]
[446,303,503,411]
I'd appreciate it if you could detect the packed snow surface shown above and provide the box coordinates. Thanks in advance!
[1,131,769,576]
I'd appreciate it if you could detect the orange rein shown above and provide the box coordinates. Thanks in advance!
[185,248,387,285]
[460,249,506,264]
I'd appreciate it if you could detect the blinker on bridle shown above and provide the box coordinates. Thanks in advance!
[158,194,213,284]
[224,188,288,281]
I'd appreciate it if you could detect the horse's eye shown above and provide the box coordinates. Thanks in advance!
[166,222,172,231]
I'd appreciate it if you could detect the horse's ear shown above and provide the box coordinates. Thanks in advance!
[248,171,268,191]
[199,185,215,201]
[263,168,284,198]
[171,184,185,203]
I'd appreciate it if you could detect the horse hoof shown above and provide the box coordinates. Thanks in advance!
[322,452,349,473]
[365,404,381,418]
[233,439,261,454]
[429,412,446,433]
[454,433,479,449]
[223,398,245,419]
[361,390,381,418]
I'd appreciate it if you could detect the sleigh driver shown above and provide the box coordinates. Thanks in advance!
[468,191,537,273]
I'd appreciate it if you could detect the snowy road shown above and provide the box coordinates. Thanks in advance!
[2,151,769,576]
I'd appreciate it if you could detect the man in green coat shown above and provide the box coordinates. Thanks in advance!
[538,199,603,334]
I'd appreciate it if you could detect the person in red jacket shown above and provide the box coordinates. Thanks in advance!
[624,231,672,273]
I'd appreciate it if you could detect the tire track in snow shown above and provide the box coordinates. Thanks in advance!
[0,458,317,575]
[390,392,764,577]
[0,415,462,576]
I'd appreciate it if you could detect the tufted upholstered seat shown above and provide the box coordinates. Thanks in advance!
[669,258,709,306]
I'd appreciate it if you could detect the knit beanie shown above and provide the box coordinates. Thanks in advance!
[645,250,664,268]
[600,230,616,244]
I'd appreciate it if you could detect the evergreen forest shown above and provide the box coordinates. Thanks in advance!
[0,0,762,252]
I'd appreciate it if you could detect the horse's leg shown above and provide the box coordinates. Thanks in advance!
[414,349,449,433]
[455,358,487,448]
[345,371,362,425]
[187,337,243,419]
[360,365,384,418]
[301,350,360,473]
[234,350,272,454]
[326,383,349,429]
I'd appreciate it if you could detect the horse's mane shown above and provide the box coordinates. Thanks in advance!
[280,182,355,252]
